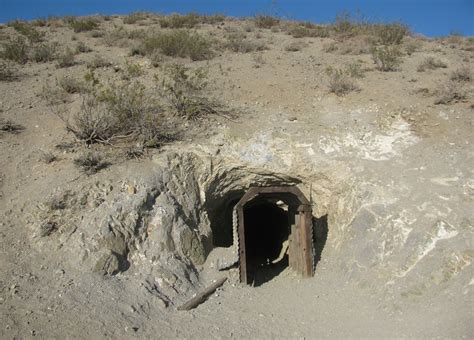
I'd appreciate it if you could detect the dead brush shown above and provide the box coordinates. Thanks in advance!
[417,57,448,72]
[39,150,57,164]
[57,75,86,94]
[0,118,25,133]
[434,81,467,105]
[225,32,267,53]
[0,60,18,81]
[450,66,472,82]
[73,151,109,175]
[63,95,119,144]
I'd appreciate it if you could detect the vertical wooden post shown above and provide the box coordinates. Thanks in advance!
[298,205,313,277]
[237,205,247,284]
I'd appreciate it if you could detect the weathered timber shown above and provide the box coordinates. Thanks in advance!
[177,277,227,311]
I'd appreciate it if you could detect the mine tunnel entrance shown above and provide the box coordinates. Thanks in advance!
[244,200,290,285]
[237,186,314,285]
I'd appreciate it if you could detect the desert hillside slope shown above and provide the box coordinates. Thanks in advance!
[1,13,473,338]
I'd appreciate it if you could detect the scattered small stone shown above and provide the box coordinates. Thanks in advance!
[31,330,36,336]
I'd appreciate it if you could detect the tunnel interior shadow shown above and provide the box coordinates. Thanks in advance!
[244,201,290,286]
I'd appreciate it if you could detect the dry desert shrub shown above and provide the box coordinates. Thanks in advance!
[287,23,330,38]
[0,37,29,64]
[372,23,409,45]
[39,150,57,164]
[285,41,307,52]
[450,66,472,82]
[57,75,86,94]
[140,30,213,61]
[434,81,467,105]
[31,42,58,62]
[325,65,359,96]
[87,54,111,69]
[225,32,267,53]
[56,48,76,68]
[0,118,25,133]
[122,61,144,79]
[0,60,18,81]
[254,15,280,29]
[74,152,109,175]
[123,12,149,25]
[157,63,229,120]
[102,25,130,47]
[417,57,447,72]
[370,45,402,71]
[68,18,99,32]
[76,41,92,53]
[8,20,44,42]
[159,13,201,28]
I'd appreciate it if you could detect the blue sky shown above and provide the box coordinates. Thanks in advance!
[0,0,473,36]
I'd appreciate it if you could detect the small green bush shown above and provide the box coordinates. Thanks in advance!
[69,18,99,32]
[371,46,402,71]
[417,57,447,72]
[141,30,213,60]
[31,42,58,62]
[254,15,280,29]
[0,37,29,64]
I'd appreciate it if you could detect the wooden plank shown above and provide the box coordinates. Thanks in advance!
[237,207,247,284]
[177,277,227,311]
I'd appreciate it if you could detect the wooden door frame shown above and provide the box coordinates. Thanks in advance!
[235,186,313,284]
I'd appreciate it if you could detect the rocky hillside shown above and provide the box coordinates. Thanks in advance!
[1,13,473,338]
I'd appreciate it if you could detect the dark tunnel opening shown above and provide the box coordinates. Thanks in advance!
[244,200,290,285]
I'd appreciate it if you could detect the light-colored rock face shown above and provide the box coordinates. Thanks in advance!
[30,108,472,305]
